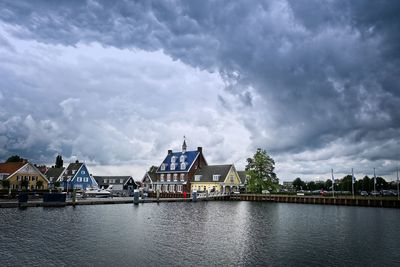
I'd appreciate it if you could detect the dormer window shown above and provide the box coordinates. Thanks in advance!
[180,162,186,169]
[171,156,176,163]
[180,155,186,162]
[195,175,201,181]
[161,164,166,171]
[213,175,220,182]
[170,163,176,170]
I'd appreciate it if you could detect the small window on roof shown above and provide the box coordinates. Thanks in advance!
[213,175,220,181]
[171,156,176,163]
[170,163,175,170]
[180,162,186,169]
[180,155,185,162]
[161,164,166,171]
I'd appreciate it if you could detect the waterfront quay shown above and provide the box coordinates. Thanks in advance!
[1,193,399,208]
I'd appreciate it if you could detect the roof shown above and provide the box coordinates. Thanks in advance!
[0,162,26,174]
[193,165,232,183]
[156,150,200,173]
[45,167,65,180]
[93,176,132,185]
[237,171,248,184]
[60,162,83,181]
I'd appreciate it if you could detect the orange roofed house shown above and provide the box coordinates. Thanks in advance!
[0,161,50,190]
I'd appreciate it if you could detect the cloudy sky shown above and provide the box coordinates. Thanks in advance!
[0,0,399,181]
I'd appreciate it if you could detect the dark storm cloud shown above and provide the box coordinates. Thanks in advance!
[0,0,399,178]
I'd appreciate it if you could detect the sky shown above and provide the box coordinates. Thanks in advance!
[0,0,399,182]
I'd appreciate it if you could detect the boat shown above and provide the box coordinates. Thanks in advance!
[84,187,111,198]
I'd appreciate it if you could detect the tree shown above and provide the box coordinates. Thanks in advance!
[293,177,305,191]
[36,180,43,189]
[307,181,317,191]
[325,179,333,190]
[1,180,10,189]
[55,155,63,168]
[362,176,370,191]
[20,179,29,190]
[245,148,278,193]
[6,155,24,163]
[54,181,61,188]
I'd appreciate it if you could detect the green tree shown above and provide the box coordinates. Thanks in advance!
[1,180,10,189]
[325,179,333,190]
[55,155,63,168]
[54,181,61,188]
[293,177,305,191]
[36,180,43,189]
[245,148,278,193]
[307,181,317,191]
[339,175,353,191]
[362,176,370,191]
[20,179,29,190]
[6,155,24,162]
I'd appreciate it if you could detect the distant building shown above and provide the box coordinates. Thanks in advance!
[94,176,139,192]
[191,164,241,193]
[0,161,49,190]
[141,166,157,192]
[237,171,250,193]
[57,161,98,190]
[45,167,65,188]
[154,139,207,193]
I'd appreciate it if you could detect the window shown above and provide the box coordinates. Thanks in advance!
[163,184,168,192]
[81,170,86,174]
[180,173,185,181]
[84,177,88,182]
[180,155,185,162]
[77,177,82,182]
[177,185,182,192]
[171,156,176,163]
[195,175,201,181]
[169,184,175,192]
[180,163,186,169]
[104,179,108,183]
[170,163,175,170]
[50,177,54,182]
[157,184,161,191]
[161,164,166,171]
[160,174,164,182]
[72,170,76,175]
[230,175,234,183]
[120,179,123,183]
[213,175,220,181]
[173,174,178,181]
[167,174,171,182]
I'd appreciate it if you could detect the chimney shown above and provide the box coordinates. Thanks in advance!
[197,147,202,153]
[168,149,172,154]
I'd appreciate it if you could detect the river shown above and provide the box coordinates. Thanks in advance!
[0,201,399,266]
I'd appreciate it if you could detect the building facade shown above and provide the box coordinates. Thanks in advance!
[0,161,49,190]
[191,164,241,193]
[58,161,98,190]
[154,140,207,193]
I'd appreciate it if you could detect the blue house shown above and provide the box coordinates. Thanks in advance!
[58,161,98,190]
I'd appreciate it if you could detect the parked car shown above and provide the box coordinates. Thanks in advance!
[360,191,368,196]
[370,191,380,196]
[381,190,396,196]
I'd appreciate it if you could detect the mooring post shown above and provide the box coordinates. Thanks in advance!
[72,188,76,207]
[156,189,160,203]
[192,190,197,202]
[133,189,139,205]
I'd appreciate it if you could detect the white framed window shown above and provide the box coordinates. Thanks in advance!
[177,185,182,192]
[120,179,123,183]
[213,175,220,181]
[77,177,82,182]
[104,179,108,183]
[180,173,185,181]
[173,174,178,181]
[195,175,201,181]
[170,163,175,170]
[171,156,176,163]
[230,175,234,183]
[169,184,175,192]
[81,170,86,174]
[167,174,171,182]
[84,177,88,182]
[180,155,185,162]
[180,162,186,169]
[160,174,164,182]
[161,164,166,171]
[72,170,76,175]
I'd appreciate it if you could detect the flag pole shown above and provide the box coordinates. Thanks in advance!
[352,168,354,199]
[331,169,335,198]
[397,167,399,201]
[373,167,376,195]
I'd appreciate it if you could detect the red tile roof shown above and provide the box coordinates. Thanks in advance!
[0,162,26,175]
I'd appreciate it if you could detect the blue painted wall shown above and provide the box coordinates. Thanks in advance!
[69,164,98,190]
